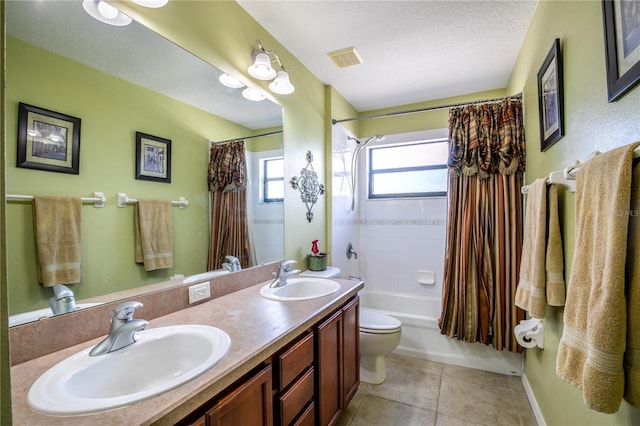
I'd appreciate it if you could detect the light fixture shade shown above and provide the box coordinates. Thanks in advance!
[242,87,265,102]
[219,73,245,89]
[248,52,276,80]
[131,0,169,7]
[82,0,132,26]
[268,70,295,95]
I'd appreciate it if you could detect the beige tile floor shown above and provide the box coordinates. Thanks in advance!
[338,353,538,426]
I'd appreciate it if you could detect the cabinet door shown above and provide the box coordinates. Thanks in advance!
[342,296,360,405]
[316,310,343,426]
[207,364,273,426]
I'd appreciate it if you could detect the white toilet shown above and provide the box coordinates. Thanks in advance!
[299,266,402,385]
[359,308,402,384]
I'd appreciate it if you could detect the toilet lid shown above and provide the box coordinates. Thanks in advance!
[359,308,401,333]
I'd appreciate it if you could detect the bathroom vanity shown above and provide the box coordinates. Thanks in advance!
[9,267,363,425]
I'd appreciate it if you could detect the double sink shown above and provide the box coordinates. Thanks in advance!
[27,277,341,416]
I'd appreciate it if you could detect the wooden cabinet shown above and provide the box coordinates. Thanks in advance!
[341,296,360,405]
[316,296,360,426]
[274,331,315,426]
[178,296,359,426]
[206,364,273,426]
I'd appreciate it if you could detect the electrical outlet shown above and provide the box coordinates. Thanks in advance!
[188,282,211,304]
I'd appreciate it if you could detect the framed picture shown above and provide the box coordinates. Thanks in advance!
[17,102,81,174]
[537,38,565,152]
[135,131,171,183]
[602,0,640,102]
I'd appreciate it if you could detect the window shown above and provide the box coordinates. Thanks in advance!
[368,139,448,199]
[261,157,284,203]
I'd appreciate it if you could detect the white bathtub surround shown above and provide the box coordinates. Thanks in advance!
[360,291,523,376]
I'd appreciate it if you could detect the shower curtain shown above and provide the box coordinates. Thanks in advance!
[438,99,526,353]
[207,141,251,271]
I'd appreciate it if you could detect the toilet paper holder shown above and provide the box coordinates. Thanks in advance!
[514,318,544,349]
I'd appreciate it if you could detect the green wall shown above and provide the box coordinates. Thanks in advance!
[6,36,251,314]
[507,1,640,424]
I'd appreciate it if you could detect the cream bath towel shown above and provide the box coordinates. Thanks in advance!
[515,178,548,318]
[134,199,173,271]
[33,196,82,286]
[545,184,565,307]
[556,142,639,414]
[624,159,640,408]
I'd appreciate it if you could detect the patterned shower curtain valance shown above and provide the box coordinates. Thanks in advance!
[208,140,247,192]
[448,99,525,178]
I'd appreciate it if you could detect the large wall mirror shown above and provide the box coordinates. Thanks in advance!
[5,1,284,326]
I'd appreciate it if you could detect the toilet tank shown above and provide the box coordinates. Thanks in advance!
[299,266,341,279]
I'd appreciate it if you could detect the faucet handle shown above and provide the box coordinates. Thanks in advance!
[280,260,297,272]
[113,301,143,321]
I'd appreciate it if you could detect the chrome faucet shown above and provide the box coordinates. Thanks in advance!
[269,260,301,288]
[222,255,241,272]
[89,301,148,356]
[48,284,77,316]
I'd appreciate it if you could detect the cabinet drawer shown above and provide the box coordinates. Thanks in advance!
[277,331,314,390]
[292,401,315,426]
[278,367,314,426]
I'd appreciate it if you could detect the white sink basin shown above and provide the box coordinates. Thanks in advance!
[27,324,231,416]
[260,277,341,301]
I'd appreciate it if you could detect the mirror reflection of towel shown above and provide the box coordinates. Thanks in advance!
[135,199,173,271]
[33,196,82,286]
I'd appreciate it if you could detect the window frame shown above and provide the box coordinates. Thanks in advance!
[367,138,448,200]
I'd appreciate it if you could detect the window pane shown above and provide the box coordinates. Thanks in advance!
[370,141,448,170]
[371,169,447,196]
[265,158,284,178]
[265,181,284,200]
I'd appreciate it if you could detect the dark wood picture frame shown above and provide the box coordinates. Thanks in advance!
[135,131,171,183]
[537,38,565,152]
[602,0,640,102]
[17,102,81,174]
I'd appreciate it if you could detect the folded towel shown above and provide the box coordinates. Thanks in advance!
[624,160,640,408]
[515,178,548,318]
[134,199,173,271]
[545,184,565,306]
[556,142,639,413]
[33,196,82,286]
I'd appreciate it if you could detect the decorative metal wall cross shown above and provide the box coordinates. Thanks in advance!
[290,151,325,222]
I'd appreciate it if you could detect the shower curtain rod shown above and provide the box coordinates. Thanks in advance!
[214,130,283,145]
[331,93,523,125]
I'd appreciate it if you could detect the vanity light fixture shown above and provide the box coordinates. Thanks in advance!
[242,87,265,102]
[131,0,169,7]
[247,42,295,95]
[82,0,132,26]
[269,69,295,95]
[219,73,245,89]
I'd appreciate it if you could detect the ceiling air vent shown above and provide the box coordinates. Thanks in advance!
[327,47,363,68]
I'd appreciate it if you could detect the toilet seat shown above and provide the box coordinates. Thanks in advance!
[359,308,401,334]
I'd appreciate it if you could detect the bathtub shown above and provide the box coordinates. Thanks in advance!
[359,291,522,376]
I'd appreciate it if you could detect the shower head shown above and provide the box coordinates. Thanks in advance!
[348,134,385,145]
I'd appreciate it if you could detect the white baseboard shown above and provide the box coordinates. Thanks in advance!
[521,372,546,426]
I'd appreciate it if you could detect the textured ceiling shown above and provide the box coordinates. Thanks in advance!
[238,0,539,112]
